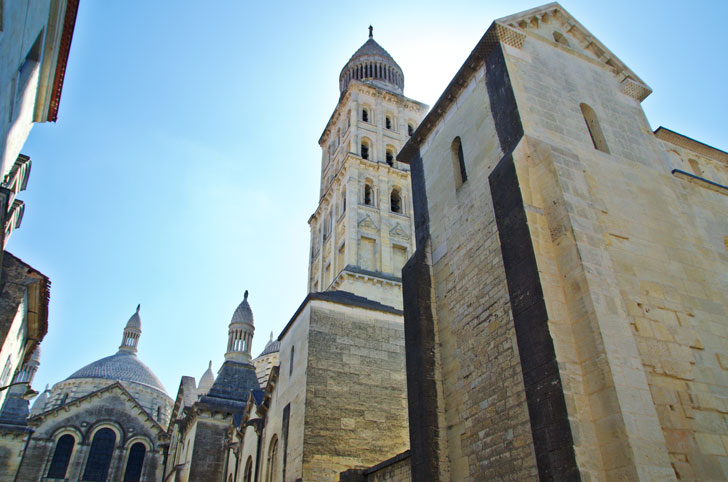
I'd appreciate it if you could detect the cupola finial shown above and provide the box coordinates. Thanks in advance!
[244,290,249,300]
[368,25,373,38]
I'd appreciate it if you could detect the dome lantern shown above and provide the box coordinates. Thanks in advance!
[119,304,142,354]
[225,290,255,363]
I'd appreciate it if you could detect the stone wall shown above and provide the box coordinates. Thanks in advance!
[402,50,539,481]
[401,6,728,481]
[302,298,408,481]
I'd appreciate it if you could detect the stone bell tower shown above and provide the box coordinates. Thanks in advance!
[308,27,428,309]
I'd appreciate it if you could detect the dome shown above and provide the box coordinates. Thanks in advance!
[231,290,254,326]
[66,351,168,395]
[258,332,280,357]
[339,26,404,95]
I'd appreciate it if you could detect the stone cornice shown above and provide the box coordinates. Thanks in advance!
[655,127,728,164]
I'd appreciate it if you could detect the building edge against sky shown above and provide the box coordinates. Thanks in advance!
[0,1,727,481]
[0,0,78,413]
[399,3,728,481]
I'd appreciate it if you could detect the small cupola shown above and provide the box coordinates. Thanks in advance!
[225,291,255,363]
[339,26,405,95]
[119,305,142,354]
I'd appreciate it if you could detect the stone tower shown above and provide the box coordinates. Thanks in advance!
[308,27,428,309]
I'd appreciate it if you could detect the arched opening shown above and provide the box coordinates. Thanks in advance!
[361,108,369,123]
[390,189,402,213]
[83,428,116,481]
[364,183,374,206]
[407,123,414,136]
[266,436,279,482]
[123,442,146,482]
[340,187,346,215]
[580,103,609,153]
[386,148,394,166]
[360,139,371,160]
[553,31,570,46]
[244,456,253,482]
[451,137,468,189]
[47,434,75,479]
[385,116,392,130]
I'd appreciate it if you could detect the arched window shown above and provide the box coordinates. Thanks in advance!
[364,183,374,206]
[553,31,569,46]
[361,108,369,123]
[244,456,253,482]
[360,139,370,160]
[341,187,346,214]
[47,434,75,478]
[289,346,295,376]
[386,148,394,166]
[123,442,146,482]
[407,123,414,137]
[451,137,467,189]
[580,103,609,153]
[83,428,116,481]
[266,436,279,482]
[390,189,402,213]
[385,116,392,130]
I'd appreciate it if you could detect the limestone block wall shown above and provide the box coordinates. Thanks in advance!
[402,56,540,481]
[301,299,408,481]
[0,430,28,480]
[502,19,728,479]
[259,302,312,482]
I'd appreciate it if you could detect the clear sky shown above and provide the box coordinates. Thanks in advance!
[14,0,727,398]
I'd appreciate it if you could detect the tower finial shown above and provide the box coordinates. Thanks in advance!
[368,25,373,38]
[244,290,249,300]
[136,304,140,312]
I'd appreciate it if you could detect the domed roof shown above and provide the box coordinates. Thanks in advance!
[339,27,404,95]
[231,290,254,326]
[66,351,168,395]
[126,304,141,330]
[258,332,280,357]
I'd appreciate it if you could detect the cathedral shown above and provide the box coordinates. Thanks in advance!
[1,2,727,481]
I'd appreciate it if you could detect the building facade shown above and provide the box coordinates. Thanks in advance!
[0,306,173,481]
[400,3,728,481]
[220,30,427,482]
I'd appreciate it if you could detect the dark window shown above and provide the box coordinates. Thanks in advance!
[386,150,394,166]
[361,109,369,122]
[361,143,369,160]
[451,137,468,189]
[385,116,392,129]
[123,443,146,482]
[289,346,294,376]
[82,428,116,481]
[580,103,609,153]
[47,434,75,478]
[391,189,402,213]
[407,124,414,136]
[364,184,373,206]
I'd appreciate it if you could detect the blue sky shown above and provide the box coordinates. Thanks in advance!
[14,0,727,397]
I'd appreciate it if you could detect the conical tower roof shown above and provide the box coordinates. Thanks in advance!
[339,26,404,95]
[198,360,215,396]
[231,291,254,326]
